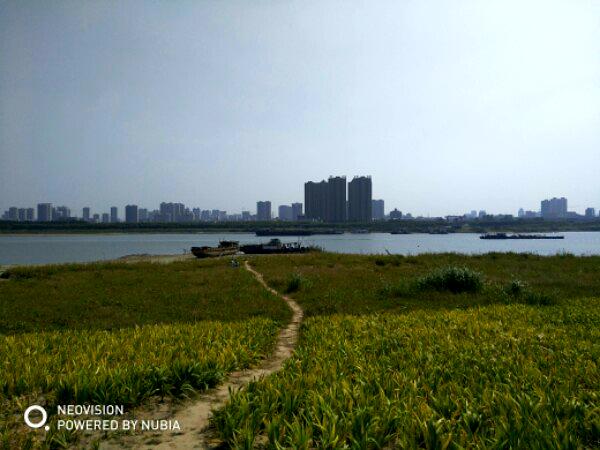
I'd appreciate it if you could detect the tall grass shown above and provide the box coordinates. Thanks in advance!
[213,300,600,448]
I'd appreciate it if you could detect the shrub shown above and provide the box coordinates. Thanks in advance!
[504,279,527,297]
[285,273,304,293]
[416,266,483,294]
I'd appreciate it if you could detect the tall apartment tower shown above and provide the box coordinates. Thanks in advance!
[110,206,118,223]
[82,207,90,221]
[348,176,372,223]
[304,180,328,221]
[326,176,347,223]
[541,197,568,218]
[125,205,139,223]
[372,199,385,220]
[37,203,52,222]
[291,203,303,221]
[256,201,271,221]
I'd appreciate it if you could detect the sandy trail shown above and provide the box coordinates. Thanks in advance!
[99,259,303,449]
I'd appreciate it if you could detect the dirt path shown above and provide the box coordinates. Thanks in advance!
[100,260,303,449]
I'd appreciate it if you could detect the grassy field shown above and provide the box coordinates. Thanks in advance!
[249,252,600,316]
[0,258,290,449]
[1,253,599,448]
[0,259,290,334]
[213,253,599,448]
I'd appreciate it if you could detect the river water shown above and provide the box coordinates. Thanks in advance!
[1,232,599,265]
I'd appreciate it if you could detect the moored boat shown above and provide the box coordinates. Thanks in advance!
[240,239,316,255]
[191,241,240,258]
[480,233,564,240]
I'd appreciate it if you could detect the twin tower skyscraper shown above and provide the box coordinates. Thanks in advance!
[304,176,372,223]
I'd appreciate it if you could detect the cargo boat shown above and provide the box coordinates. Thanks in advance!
[255,229,313,236]
[191,241,239,258]
[480,233,564,240]
[240,239,315,255]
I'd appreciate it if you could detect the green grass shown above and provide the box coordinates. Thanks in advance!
[213,300,600,448]
[249,252,600,316]
[0,258,291,334]
[0,258,291,449]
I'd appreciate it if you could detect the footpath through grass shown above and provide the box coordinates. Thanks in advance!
[0,258,290,449]
[212,253,600,448]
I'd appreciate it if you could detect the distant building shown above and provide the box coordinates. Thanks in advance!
[372,199,385,220]
[257,201,271,221]
[585,207,596,218]
[138,208,148,222]
[92,214,100,223]
[278,205,293,221]
[82,207,90,221]
[26,208,34,221]
[478,210,486,218]
[241,211,251,221]
[291,203,303,221]
[125,205,139,223]
[53,206,71,221]
[101,213,110,223]
[110,206,118,223]
[326,176,347,223]
[200,210,211,221]
[389,208,402,220]
[518,208,525,218]
[304,180,328,221]
[348,176,372,223]
[541,197,567,219]
[8,207,18,221]
[37,203,52,222]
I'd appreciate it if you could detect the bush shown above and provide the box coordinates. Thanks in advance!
[504,279,527,297]
[416,266,484,294]
[285,273,304,293]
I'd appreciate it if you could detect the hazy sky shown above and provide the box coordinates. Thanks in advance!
[1,0,599,217]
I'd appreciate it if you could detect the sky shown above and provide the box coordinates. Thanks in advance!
[1,0,599,217]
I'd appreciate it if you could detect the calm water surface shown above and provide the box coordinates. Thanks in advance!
[1,232,600,265]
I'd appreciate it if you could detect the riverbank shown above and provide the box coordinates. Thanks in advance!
[1,253,597,448]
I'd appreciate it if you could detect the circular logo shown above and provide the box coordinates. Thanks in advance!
[24,405,48,430]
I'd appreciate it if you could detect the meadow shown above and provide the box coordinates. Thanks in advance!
[0,258,289,449]
[1,252,599,448]
[213,253,599,448]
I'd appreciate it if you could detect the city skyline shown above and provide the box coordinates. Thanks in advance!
[1,1,599,216]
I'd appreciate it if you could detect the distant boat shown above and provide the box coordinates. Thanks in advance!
[240,238,316,255]
[390,230,409,235]
[255,229,313,236]
[191,241,239,258]
[480,233,564,240]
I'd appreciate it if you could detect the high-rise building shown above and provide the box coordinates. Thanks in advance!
[8,207,18,221]
[518,208,525,218]
[54,206,71,220]
[348,176,372,223]
[17,208,27,221]
[389,208,402,220]
[92,214,100,223]
[125,205,139,223]
[257,201,271,221]
[291,203,303,221]
[82,207,90,221]
[26,208,34,221]
[37,203,52,222]
[138,208,148,222]
[110,206,118,223]
[101,213,110,223]
[585,207,596,218]
[541,197,567,218]
[304,180,328,221]
[478,210,486,218]
[372,199,385,220]
[326,176,347,223]
[241,211,251,221]
[278,205,293,221]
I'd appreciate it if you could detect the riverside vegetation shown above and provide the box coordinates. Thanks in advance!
[0,253,598,448]
[213,253,599,448]
[0,259,289,449]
